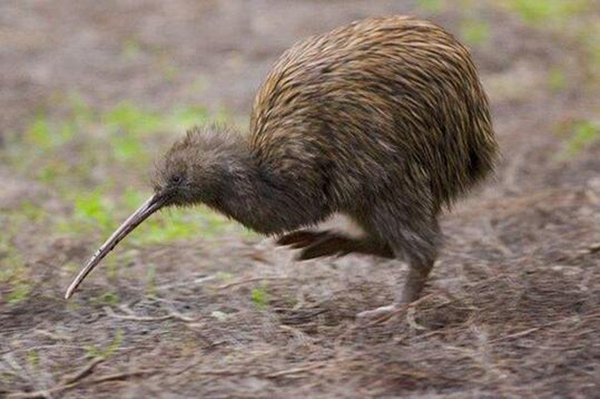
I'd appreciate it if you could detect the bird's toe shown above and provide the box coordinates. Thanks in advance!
[356,304,399,324]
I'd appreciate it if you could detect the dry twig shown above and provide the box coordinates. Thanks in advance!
[8,359,153,399]
[265,363,324,378]
[103,305,198,323]
[218,276,292,290]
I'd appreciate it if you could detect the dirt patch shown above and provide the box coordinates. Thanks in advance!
[1,1,599,398]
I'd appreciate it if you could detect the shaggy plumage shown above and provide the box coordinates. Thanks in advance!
[156,16,497,309]
[68,16,498,314]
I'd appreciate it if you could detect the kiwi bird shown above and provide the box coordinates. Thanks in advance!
[65,16,497,319]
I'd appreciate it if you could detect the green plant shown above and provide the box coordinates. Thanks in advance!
[0,250,32,304]
[460,18,491,46]
[26,350,39,369]
[104,101,163,136]
[92,291,120,305]
[19,201,47,222]
[72,189,116,233]
[251,286,269,309]
[7,94,249,255]
[506,0,589,25]
[548,68,567,92]
[6,282,32,303]
[25,113,53,148]
[417,0,446,13]
[565,119,600,154]
[169,106,209,129]
[85,329,123,359]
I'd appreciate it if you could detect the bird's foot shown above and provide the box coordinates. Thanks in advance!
[356,304,399,325]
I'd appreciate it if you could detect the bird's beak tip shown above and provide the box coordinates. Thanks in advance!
[63,194,164,299]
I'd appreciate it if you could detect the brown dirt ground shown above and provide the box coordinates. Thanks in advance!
[1,0,600,398]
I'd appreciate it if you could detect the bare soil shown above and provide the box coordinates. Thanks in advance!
[1,1,599,398]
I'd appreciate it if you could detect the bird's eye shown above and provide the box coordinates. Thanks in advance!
[170,175,183,184]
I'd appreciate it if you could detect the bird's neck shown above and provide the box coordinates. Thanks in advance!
[209,143,321,235]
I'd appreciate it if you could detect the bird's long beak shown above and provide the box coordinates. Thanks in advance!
[65,194,165,299]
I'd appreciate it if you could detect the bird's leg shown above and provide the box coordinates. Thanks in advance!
[356,255,435,322]
[277,230,394,260]
[352,199,441,323]
[399,256,435,303]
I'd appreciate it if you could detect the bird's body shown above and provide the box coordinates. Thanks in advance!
[251,17,495,214]
[67,16,498,318]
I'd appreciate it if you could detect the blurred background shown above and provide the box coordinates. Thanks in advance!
[1,1,599,397]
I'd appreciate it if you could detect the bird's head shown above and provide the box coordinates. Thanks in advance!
[65,125,245,299]
[152,125,243,207]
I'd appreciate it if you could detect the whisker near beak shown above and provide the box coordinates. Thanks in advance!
[64,194,165,299]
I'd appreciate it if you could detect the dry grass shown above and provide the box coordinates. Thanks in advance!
[1,0,599,397]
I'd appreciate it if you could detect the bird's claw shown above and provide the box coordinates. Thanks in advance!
[356,304,399,325]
